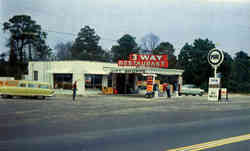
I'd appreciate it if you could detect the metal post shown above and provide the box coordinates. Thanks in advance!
[214,66,217,78]
[125,74,129,94]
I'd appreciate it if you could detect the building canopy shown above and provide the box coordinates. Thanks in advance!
[104,67,184,76]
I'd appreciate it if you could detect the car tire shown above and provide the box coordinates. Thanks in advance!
[145,94,150,98]
[36,96,45,100]
[6,95,13,99]
[151,93,154,98]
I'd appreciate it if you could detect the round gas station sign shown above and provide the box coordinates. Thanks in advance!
[208,48,224,67]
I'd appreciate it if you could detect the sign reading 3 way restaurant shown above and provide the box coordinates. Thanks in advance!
[208,48,224,101]
[118,54,168,68]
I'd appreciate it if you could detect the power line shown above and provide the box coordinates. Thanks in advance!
[45,29,76,36]
[0,22,117,42]
[45,29,117,42]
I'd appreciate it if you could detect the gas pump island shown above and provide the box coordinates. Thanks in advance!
[207,48,225,101]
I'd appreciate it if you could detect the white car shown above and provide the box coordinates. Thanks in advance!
[138,86,147,95]
[180,84,205,96]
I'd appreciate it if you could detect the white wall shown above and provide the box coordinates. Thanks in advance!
[28,61,117,95]
[73,73,85,95]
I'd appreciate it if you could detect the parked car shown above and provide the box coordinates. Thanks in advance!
[0,80,55,99]
[180,84,204,96]
[138,85,147,95]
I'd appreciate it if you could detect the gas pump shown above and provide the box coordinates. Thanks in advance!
[144,74,156,98]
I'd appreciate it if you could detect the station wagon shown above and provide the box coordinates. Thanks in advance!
[0,80,55,99]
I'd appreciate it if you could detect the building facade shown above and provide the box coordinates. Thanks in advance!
[27,61,184,95]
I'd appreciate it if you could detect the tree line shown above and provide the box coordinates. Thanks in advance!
[1,15,249,93]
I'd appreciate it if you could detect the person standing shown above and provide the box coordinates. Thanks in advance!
[72,81,77,101]
[163,83,167,97]
[174,81,179,97]
[167,83,171,98]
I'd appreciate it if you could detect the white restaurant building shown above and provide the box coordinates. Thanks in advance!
[26,61,184,95]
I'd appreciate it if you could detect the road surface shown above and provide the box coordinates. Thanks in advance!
[0,95,250,151]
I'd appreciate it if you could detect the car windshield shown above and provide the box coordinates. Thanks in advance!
[19,83,26,87]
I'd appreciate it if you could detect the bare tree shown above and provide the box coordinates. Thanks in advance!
[0,53,6,62]
[140,33,160,51]
[55,41,73,60]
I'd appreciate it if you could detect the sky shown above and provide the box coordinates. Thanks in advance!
[0,0,250,56]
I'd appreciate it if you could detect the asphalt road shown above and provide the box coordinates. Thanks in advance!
[0,95,250,151]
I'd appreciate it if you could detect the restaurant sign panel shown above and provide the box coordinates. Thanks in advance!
[118,54,168,68]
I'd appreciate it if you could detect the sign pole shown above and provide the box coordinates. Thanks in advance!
[214,66,217,78]
[208,48,224,101]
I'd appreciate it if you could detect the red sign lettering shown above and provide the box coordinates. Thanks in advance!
[118,54,168,68]
[129,54,168,62]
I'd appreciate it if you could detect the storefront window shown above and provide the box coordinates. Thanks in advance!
[53,74,72,90]
[85,74,102,89]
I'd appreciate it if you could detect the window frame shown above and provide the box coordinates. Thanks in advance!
[34,71,38,81]
[85,74,103,90]
[53,74,73,90]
